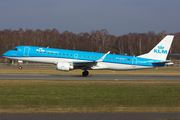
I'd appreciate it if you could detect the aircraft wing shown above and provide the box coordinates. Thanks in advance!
[72,61,97,69]
[73,61,97,65]
[72,51,110,69]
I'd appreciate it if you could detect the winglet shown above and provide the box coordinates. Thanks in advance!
[96,51,110,62]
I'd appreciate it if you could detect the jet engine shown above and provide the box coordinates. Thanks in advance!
[56,62,73,71]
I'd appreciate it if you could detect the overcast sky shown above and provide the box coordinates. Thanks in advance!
[0,0,180,36]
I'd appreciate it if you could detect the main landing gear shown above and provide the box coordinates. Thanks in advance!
[82,70,89,76]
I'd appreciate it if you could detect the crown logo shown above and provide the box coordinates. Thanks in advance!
[158,45,164,49]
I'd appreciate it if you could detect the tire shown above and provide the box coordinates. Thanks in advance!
[82,70,89,76]
[19,66,22,70]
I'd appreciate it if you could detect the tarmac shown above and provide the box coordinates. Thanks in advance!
[1,113,180,120]
[0,74,180,81]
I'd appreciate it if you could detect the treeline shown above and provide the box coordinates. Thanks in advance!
[0,28,180,58]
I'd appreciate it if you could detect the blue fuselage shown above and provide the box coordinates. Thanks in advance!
[3,46,166,70]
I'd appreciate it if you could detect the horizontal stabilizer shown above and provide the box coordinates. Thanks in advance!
[152,60,171,64]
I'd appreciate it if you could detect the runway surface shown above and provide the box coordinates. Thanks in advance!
[1,113,180,120]
[0,74,180,81]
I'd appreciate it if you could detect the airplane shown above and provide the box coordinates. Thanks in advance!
[2,35,174,76]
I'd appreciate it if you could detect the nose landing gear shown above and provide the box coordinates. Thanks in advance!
[19,66,22,70]
[82,70,89,76]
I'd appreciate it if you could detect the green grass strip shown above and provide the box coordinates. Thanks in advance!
[0,80,180,113]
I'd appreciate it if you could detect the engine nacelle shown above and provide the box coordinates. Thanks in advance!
[56,62,73,71]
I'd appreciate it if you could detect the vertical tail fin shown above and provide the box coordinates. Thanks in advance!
[138,35,174,61]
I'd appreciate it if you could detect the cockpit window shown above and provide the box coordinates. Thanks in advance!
[12,48,18,51]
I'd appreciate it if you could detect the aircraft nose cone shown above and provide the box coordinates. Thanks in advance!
[2,52,8,57]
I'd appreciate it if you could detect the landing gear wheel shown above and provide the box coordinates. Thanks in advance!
[19,66,22,70]
[82,70,89,76]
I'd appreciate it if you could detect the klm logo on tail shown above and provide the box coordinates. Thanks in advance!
[154,45,167,54]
